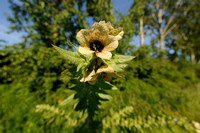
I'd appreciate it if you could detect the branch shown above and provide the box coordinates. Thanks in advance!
[183,3,193,16]
[158,9,163,24]
[163,0,169,12]
[156,0,160,10]
[152,13,158,23]
[175,0,182,8]
[163,14,175,33]
[164,23,178,37]
[163,0,182,33]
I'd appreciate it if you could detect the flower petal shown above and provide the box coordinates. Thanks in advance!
[96,51,112,60]
[109,28,124,40]
[89,29,106,43]
[88,74,99,85]
[103,35,118,51]
[102,73,112,82]
[102,72,121,82]
[79,46,94,55]
[76,29,91,47]
[92,21,110,35]
[97,65,114,73]
[115,31,124,40]
[80,70,96,82]
[97,65,121,82]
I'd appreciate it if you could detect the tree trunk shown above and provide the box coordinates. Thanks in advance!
[158,9,164,59]
[160,31,164,52]
[53,0,62,46]
[191,52,196,63]
[139,17,144,47]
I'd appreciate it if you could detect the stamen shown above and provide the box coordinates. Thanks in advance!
[90,41,104,52]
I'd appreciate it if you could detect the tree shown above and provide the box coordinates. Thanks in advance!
[7,0,115,48]
[174,0,200,63]
[148,0,192,59]
[115,12,135,55]
[129,0,149,47]
[86,0,115,22]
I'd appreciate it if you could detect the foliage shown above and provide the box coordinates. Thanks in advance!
[102,107,196,133]
[86,0,115,22]
[1,45,200,132]
[51,38,135,132]
[1,0,200,132]
[7,0,116,48]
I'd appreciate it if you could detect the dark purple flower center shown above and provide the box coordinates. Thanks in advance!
[90,41,104,52]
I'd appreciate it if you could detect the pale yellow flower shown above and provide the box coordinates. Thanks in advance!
[80,70,97,85]
[97,65,121,82]
[76,21,124,60]
[192,121,200,133]
[80,65,120,85]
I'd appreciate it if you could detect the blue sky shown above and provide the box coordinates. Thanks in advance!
[0,0,25,45]
[0,0,137,45]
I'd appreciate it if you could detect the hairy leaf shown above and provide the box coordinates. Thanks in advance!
[53,45,84,65]
[112,54,135,64]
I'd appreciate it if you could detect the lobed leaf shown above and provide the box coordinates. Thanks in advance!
[52,45,84,65]
[112,54,135,64]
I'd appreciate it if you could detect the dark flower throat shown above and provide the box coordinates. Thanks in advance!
[90,41,104,52]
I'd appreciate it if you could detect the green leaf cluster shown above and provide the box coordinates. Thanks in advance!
[103,54,135,73]
[102,107,196,133]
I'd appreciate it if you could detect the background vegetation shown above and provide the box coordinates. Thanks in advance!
[0,0,200,132]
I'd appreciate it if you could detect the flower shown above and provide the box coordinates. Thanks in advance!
[80,65,120,85]
[97,65,121,82]
[80,69,97,85]
[192,121,200,133]
[76,21,124,60]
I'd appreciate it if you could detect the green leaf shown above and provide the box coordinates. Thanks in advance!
[67,40,78,51]
[52,45,84,65]
[112,54,135,64]
[60,94,75,106]
[102,59,127,72]
[102,54,134,72]
[77,62,85,72]
[98,93,112,101]
[95,77,113,90]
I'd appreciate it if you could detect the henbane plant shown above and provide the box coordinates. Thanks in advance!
[52,21,135,131]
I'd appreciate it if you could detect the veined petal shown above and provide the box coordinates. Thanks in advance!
[92,21,110,35]
[115,31,124,40]
[103,35,118,51]
[80,70,99,85]
[97,65,121,82]
[102,72,121,82]
[109,28,124,40]
[79,46,94,55]
[88,74,99,85]
[90,29,106,43]
[96,51,112,60]
[76,29,91,47]
[102,72,112,82]
[97,65,114,73]
[80,70,96,82]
